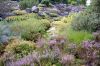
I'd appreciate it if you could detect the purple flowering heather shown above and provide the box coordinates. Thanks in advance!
[36,38,46,48]
[6,52,40,66]
[60,54,75,65]
[49,39,57,45]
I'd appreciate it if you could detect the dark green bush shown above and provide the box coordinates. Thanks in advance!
[41,0,52,7]
[68,0,86,5]
[51,0,63,3]
[71,12,100,32]
[71,0,100,32]
[21,19,50,41]
[19,0,39,9]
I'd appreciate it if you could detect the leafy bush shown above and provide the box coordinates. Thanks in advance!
[68,0,77,5]
[0,58,4,66]
[9,17,50,41]
[0,45,5,55]
[38,3,47,7]
[5,13,35,22]
[19,0,39,9]
[68,0,86,5]
[71,12,100,32]
[20,19,50,41]
[5,40,36,59]
[50,0,62,4]
[71,0,100,32]
[41,0,52,7]
[60,27,93,44]
[61,13,77,23]
[52,13,77,32]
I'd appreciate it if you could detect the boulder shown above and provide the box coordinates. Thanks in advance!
[0,35,9,44]
[31,6,39,13]
[0,17,2,21]
[0,1,19,18]
[59,12,68,16]
[38,12,46,17]
[25,8,32,13]
[1,12,15,18]
[0,1,19,13]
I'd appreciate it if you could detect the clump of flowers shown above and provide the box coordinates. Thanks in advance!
[60,54,75,66]
[77,40,100,66]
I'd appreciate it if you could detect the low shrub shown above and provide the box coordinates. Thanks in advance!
[61,27,93,44]
[41,0,52,7]
[5,13,37,22]
[77,40,100,66]
[71,12,100,32]
[9,18,50,41]
[68,0,77,5]
[19,0,39,9]
[52,13,78,33]
[38,4,47,7]
[21,19,50,41]
[0,58,4,66]
[5,40,36,59]
[12,10,27,15]
[61,13,77,23]
[0,45,5,55]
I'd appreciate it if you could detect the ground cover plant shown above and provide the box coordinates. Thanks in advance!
[0,0,100,66]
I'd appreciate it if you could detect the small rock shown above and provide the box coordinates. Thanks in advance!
[38,12,46,17]
[1,12,16,18]
[25,8,32,13]
[31,6,39,13]
[0,17,2,21]
[0,35,9,44]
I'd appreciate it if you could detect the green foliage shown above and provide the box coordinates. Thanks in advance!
[5,13,36,22]
[71,11,100,32]
[61,27,93,44]
[79,0,86,5]
[0,45,5,55]
[5,40,36,59]
[68,0,77,5]
[41,0,52,7]
[90,0,100,13]
[71,0,100,32]
[68,0,86,5]
[52,13,77,32]
[51,0,63,3]
[61,13,77,23]
[19,0,39,9]
[20,18,50,41]
[8,15,50,41]
[0,58,4,66]
[14,43,35,59]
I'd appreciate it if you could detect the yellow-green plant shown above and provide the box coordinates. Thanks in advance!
[5,39,36,59]
[12,10,27,15]
[5,13,36,22]
[9,17,50,41]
